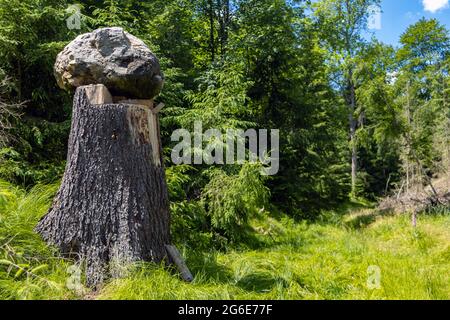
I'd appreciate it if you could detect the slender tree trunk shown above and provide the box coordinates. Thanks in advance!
[218,0,230,54]
[17,59,22,102]
[347,73,357,196]
[406,81,412,193]
[442,74,450,177]
[209,0,216,62]
[36,85,171,287]
[350,126,357,194]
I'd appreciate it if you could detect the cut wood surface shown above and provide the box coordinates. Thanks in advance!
[114,98,154,108]
[84,84,113,105]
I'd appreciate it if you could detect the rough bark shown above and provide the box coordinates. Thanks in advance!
[36,85,171,287]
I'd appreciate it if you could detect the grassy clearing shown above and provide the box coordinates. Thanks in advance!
[0,181,449,300]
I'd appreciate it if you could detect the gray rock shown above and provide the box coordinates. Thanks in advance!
[54,27,164,99]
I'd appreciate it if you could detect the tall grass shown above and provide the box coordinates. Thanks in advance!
[101,211,449,300]
[0,181,449,300]
[0,180,76,299]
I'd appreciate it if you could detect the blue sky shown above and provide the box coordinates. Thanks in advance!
[371,0,450,46]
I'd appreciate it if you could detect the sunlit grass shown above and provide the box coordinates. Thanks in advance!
[100,208,449,300]
[0,180,449,300]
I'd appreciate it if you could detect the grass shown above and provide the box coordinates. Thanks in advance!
[0,180,449,300]
[0,181,78,300]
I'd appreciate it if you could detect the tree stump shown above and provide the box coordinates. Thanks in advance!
[36,84,171,287]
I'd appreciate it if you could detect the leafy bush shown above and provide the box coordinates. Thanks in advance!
[167,162,270,247]
[0,148,65,186]
[201,163,270,241]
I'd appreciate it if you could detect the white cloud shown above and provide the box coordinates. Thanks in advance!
[422,0,449,13]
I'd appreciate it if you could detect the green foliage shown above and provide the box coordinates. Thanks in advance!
[398,18,450,72]
[91,0,137,29]
[201,163,269,241]
[0,0,76,188]
[166,165,214,250]
[0,148,65,186]
[172,60,254,130]
[1,0,355,217]
[141,0,198,77]
[165,57,270,244]
[353,41,403,197]
[0,71,23,148]
[393,18,450,182]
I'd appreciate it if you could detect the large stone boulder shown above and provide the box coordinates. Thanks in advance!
[54,27,164,99]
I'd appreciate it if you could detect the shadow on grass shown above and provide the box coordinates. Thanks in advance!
[344,208,396,230]
[186,252,234,283]
[314,198,382,228]
[184,242,292,292]
[235,272,289,293]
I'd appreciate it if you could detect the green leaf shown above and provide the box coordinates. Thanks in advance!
[31,264,48,274]
[14,268,25,278]
[0,259,13,266]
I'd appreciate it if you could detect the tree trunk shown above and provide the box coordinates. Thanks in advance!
[350,122,357,195]
[218,0,230,54]
[208,0,216,62]
[347,74,358,196]
[36,85,171,287]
